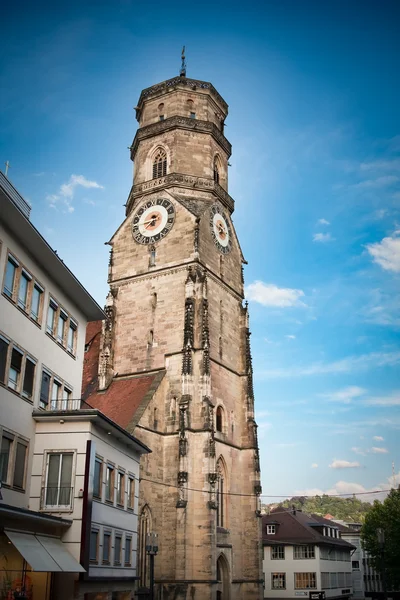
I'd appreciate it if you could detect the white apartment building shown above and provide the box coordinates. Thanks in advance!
[0,172,150,600]
[262,509,355,600]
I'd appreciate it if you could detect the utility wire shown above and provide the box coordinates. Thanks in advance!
[139,476,391,500]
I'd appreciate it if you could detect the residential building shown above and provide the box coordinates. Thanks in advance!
[0,172,150,600]
[82,69,263,600]
[262,509,355,600]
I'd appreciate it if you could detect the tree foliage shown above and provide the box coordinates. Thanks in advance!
[361,488,400,590]
[262,494,373,522]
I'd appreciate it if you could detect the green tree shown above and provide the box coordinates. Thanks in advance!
[361,488,400,590]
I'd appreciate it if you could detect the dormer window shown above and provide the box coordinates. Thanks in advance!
[267,524,276,535]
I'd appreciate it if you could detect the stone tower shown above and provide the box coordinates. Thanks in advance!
[84,72,263,600]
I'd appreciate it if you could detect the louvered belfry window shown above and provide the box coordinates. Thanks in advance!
[152,149,167,179]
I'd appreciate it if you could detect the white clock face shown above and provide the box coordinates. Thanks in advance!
[132,198,175,244]
[210,205,232,254]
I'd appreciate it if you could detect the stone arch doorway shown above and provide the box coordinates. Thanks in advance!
[216,554,230,600]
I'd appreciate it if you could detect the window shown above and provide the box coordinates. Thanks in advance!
[103,531,111,563]
[105,464,114,502]
[44,452,73,508]
[22,357,35,398]
[40,368,72,410]
[352,560,360,569]
[294,545,315,559]
[127,476,135,510]
[295,573,316,589]
[213,157,221,183]
[90,530,99,562]
[46,297,78,355]
[30,284,43,321]
[0,433,12,483]
[94,458,103,498]
[152,148,167,179]
[8,347,23,391]
[321,572,330,589]
[3,255,18,298]
[216,406,223,433]
[2,253,44,324]
[67,320,77,354]
[330,572,338,588]
[158,103,164,121]
[320,546,331,560]
[117,471,125,505]
[272,573,286,590]
[18,271,31,310]
[125,536,132,565]
[216,458,226,528]
[114,534,122,565]
[13,442,27,488]
[0,336,9,383]
[271,546,285,560]
[159,115,164,121]
[267,525,276,535]
[190,112,196,119]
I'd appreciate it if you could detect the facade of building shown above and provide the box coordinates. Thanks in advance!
[0,172,149,600]
[83,72,263,599]
[262,510,355,600]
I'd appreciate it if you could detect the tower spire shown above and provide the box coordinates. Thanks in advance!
[180,45,186,77]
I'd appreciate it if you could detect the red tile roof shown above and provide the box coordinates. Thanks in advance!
[86,372,164,430]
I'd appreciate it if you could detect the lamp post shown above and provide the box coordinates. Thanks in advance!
[146,532,158,600]
[376,528,388,600]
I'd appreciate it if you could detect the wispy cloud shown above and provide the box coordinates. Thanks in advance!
[245,281,306,308]
[317,218,330,226]
[373,436,384,441]
[351,447,366,456]
[366,232,400,273]
[321,386,366,404]
[371,447,389,454]
[353,175,399,189]
[47,174,104,213]
[364,392,400,407]
[259,351,400,379]
[313,232,334,243]
[285,334,296,340]
[311,463,318,468]
[329,459,361,469]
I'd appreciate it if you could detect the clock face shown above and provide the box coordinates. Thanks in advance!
[209,204,232,254]
[132,198,175,244]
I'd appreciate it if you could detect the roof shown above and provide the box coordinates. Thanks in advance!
[262,509,355,549]
[0,172,105,321]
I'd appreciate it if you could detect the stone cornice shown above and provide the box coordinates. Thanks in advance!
[125,172,234,215]
[137,76,228,113]
[129,115,232,160]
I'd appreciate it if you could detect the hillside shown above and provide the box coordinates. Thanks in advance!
[262,494,373,523]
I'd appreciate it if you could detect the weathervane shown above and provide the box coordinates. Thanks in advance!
[180,46,186,77]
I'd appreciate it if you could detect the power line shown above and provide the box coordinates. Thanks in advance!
[139,476,391,500]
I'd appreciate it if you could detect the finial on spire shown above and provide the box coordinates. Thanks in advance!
[180,46,187,77]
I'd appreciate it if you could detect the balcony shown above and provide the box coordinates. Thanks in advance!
[41,399,93,412]
[41,486,74,510]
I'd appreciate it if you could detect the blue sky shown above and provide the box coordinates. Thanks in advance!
[1,0,399,503]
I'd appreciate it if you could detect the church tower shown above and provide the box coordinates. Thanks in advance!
[85,67,263,600]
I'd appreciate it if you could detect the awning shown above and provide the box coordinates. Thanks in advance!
[5,529,85,573]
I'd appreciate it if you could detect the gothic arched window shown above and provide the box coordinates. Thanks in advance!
[138,505,152,587]
[152,148,167,179]
[213,157,220,184]
[216,406,223,433]
[158,103,165,121]
[216,457,227,528]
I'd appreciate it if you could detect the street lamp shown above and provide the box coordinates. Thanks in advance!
[376,528,388,600]
[146,532,158,600]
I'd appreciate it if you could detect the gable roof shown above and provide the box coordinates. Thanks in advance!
[262,509,355,549]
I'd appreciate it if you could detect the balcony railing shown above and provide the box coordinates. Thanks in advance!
[43,399,93,411]
[42,486,74,509]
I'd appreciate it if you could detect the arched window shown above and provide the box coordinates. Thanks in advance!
[214,157,220,183]
[158,103,165,121]
[138,505,152,587]
[149,246,156,267]
[216,406,223,433]
[187,99,196,119]
[216,554,230,600]
[152,148,167,179]
[216,457,227,528]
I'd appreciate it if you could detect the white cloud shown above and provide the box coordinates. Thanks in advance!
[367,233,400,273]
[47,174,103,213]
[260,350,400,379]
[353,175,399,189]
[359,159,400,172]
[364,392,400,407]
[321,386,366,404]
[311,463,318,468]
[317,218,330,226]
[329,459,361,469]
[371,447,389,454]
[245,281,306,308]
[285,334,296,340]
[351,447,366,456]
[313,232,334,243]
[373,436,384,441]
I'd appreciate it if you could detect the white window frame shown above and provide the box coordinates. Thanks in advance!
[267,524,276,535]
[42,450,76,511]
